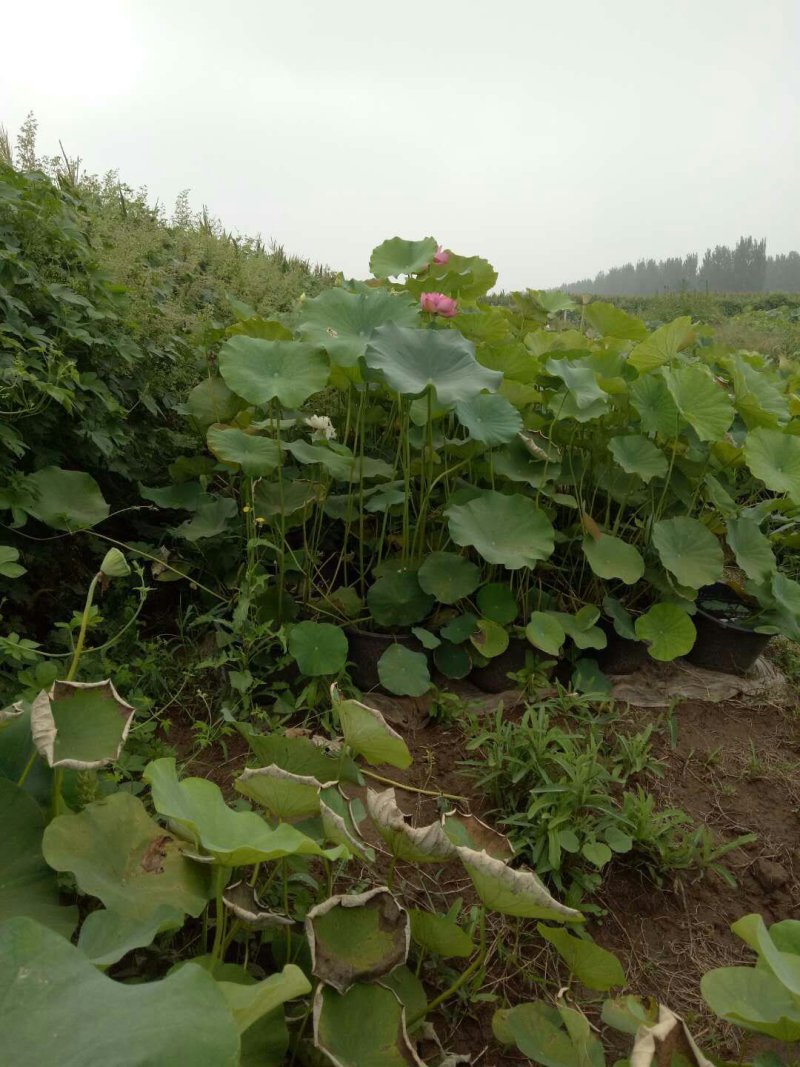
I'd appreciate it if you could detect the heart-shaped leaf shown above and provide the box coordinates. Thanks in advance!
[409,909,474,959]
[537,924,625,991]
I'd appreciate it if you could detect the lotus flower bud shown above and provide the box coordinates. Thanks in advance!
[100,548,131,579]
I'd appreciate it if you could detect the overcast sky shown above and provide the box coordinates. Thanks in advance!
[3,0,798,290]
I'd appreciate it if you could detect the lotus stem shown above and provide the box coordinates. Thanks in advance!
[408,907,487,1027]
[66,571,101,681]
[359,767,466,802]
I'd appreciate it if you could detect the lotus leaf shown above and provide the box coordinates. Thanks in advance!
[313,981,424,1067]
[469,618,509,659]
[629,375,680,437]
[409,909,474,959]
[726,517,776,584]
[662,365,734,442]
[368,569,434,626]
[305,887,409,993]
[433,641,472,679]
[582,533,644,585]
[456,847,582,921]
[377,644,431,697]
[143,758,348,866]
[454,393,522,445]
[635,603,696,661]
[236,766,324,821]
[0,778,77,938]
[23,467,109,531]
[583,302,647,341]
[206,425,282,476]
[186,377,245,430]
[525,612,566,657]
[366,788,455,863]
[0,917,241,1066]
[493,1000,604,1067]
[238,726,361,785]
[652,516,723,589]
[370,236,438,278]
[446,491,554,569]
[222,881,294,930]
[31,679,135,770]
[288,621,348,677]
[219,336,329,408]
[417,551,480,604]
[608,434,668,483]
[77,905,185,967]
[334,695,412,769]
[319,786,374,863]
[298,287,419,366]
[628,317,693,372]
[744,427,800,503]
[364,323,501,407]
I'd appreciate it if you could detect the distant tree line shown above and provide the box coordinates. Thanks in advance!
[561,236,800,295]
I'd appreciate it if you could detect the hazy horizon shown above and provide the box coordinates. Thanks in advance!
[3,0,798,290]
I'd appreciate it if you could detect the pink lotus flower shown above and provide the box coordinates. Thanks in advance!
[433,245,450,264]
[420,291,457,318]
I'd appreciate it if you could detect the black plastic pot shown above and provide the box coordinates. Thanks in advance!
[686,583,773,676]
[347,628,427,691]
[470,637,529,694]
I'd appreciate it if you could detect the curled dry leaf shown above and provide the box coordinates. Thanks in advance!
[455,846,583,922]
[305,886,410,993]
[631,1005,713,1067]
[31,680,135,770]
[366,788,456,863]
[319,785,374,863]
[442,811,514,861]
[222,881,294,930]
[0,701,24,724]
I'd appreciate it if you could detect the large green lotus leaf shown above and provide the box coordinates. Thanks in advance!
[433,641,472,679]
[283,438,393,483]
[0,778,77,938]
[0,917,240,1066]
[629,375,680,437]
[174,495,237,541]
[142,758,348,866]
[525,612,566,657]
[42,791,212,918]
[744,427,800,503]
[700,965,800,1041]
[548,388,608,423]
[583,302,647,341]
[319,787,374,863]
[608,435,668,483]
[732,913,800,995]
[628,317,693,372]
[652,517,723,589]
[635,603,696,661]
[288,621,348,677]
[31,680,135,771]
[206,425,282,476]
[219,336,329,408]
[140,481,209,511]
[662,366,734,442]
[236,766,323,821]
[477,583,519,624]
[254,479,321,520]
[454,393,522,444]
[23,467,109,531]
[377,645,431,697]
[456,847,582,921]
[409,909,474,959]
[305,888,409,993]
[313,981,424,1067]
[298,288,419,367]
[732,355,790,428]
[439,612,479,644]
[238,726,361,786]
[726,517,776,584]
[186,377,245,430]
[407,253,498,301]
[469,619,509,659]
[582,534,644,585]
[335,698,412,769]
[368,569,434,626]
[493,436,561,488]
[217,964,310,1034]
[364,324,501,407]
[77,905,185,967]
[446,491,554,570]
[369,236,438,278]
[537,924,625,992]
[545,357,605,409]
[417,551,480,604]
[493,1000,604,1067]
[365,788,455,864]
